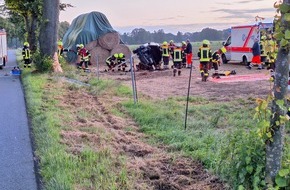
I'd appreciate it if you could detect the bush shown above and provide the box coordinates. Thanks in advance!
[32,51,53,72]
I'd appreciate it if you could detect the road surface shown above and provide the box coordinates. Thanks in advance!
[0,50,38,190]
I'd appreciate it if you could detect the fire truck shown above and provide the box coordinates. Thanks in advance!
[221,23,273,65]
[0,29,7,69]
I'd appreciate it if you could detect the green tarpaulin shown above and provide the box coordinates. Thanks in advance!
[63,11,117,62]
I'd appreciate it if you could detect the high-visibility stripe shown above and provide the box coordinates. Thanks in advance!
[200,48,210,62]
[173,49,182,62]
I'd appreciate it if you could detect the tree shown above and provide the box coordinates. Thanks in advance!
[4,0,41,51]
[265,0,289,185]
[39,0,59,57]
[58,21,70,39]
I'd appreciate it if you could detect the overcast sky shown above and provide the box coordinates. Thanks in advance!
[60,0,275,34]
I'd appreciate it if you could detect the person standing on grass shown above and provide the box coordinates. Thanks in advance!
[247,38,263,70]
[185,39,193,68]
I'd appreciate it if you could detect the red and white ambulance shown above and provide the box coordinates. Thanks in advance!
[0,29,7,69]
[221,23,273,65]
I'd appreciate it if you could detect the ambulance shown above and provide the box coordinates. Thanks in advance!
[221,23,273,65]
[0,29,7,69]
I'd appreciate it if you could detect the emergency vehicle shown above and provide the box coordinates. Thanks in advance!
[221,23,273,65]
[0,29,7,69]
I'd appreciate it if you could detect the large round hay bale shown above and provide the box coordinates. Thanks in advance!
[85,40,98,51]
[89,46,110,66]
[98,32,120,50]
[110,44,132,62]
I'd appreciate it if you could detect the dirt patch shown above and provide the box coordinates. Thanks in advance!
[100,61,273,102]
[53,78,228,189]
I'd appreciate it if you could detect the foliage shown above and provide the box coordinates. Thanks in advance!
[32,50,53,72]
[120,27,230,45]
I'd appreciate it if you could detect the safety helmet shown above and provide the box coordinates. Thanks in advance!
[202,40,210,45]
[162,41,168,45]
[261,35,266,40]
[57,40,63,46]
[169,40,174,43]
[118,53,124,58]
[182,41,186,45]
[24,42,29,47]
[113,53,119,58]
[79,44,84,48]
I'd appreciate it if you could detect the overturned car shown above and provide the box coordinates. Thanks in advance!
[133,42,162,71]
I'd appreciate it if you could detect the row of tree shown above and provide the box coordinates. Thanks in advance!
[120,27,230,45]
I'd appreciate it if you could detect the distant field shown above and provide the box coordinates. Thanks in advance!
[128,41,224,55]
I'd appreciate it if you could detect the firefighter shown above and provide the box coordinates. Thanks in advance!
[161,41,170,69]
[172,46,182,77]
[57,39,64,57]
[169,40,176,66]
[105,53,118,71]
[77,44,91,71]
[260,35,267,64]
[22,42,31,68]
[211,49,223,79]
[117,53,126,71]
[181,41,187,68]
[185,39,193,68]
[247,38,263,70]
[198,40,212,82]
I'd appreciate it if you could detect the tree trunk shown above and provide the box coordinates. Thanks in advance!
[266,42,289,185]
[39,0,60,57]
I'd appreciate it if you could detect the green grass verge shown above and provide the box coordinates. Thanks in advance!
[22,72,134,190]
[122,95,290,189]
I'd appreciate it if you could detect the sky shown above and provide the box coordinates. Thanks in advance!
[60,0,275,34]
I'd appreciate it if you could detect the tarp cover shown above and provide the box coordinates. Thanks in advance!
[63,11,117,62]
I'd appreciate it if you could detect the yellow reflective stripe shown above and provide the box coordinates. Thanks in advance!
[173,49,182,61]
[200,48,210,62]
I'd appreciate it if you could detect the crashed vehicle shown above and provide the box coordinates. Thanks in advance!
[133,42,162,71]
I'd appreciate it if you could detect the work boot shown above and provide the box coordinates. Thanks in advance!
[178,70,181,76]
[173,68,177,77]
[257,65,263,70]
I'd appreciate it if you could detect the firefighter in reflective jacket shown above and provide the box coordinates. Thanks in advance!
[173,46,182,76]
[57,39,64,57]
[198,40,212,82]
[117,53,126,71]
[161,41,170,69]
[260,35,267,64]
[22,42,31,68]
[181,41,187,68]
[77,44,91,70]
[106,53,118,71]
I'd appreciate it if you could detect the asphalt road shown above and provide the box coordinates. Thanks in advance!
[0,50,38,190]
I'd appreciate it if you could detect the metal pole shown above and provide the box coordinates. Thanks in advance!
[130,55,138,104]
[184,64,193,130]
[96,55,99,80]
